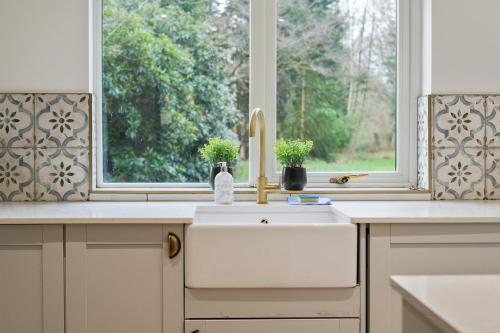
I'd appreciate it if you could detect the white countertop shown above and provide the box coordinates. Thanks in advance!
[332,201,500,223]
[0,200,500,224]
[0,201,197,224]
[391,275,500,333]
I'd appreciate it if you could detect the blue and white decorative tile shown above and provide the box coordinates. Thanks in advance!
[432,95,485,148]
[485,148,500,199]
[35,148,89,201]
[432,146,485,200]
[418,96,429,149]
[35,94,90,148]
[485,96,500,148]
[417,146,429,190]
[417,96,430,189]
[0,94,34,148]
[0,148,35,201]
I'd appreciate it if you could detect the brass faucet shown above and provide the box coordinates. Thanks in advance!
[249,108,280,204]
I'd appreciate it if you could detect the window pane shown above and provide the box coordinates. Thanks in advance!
[277,0,397,172]
[102,0,249,183]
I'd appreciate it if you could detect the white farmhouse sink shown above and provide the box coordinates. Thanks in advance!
[185,204,357,288]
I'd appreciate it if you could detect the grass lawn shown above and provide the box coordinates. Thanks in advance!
[305,152,395,172]
[232,152,395,183]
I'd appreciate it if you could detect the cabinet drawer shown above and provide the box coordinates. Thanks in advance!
[86,224,163,244]
[391,243,500,275]
[185,319,359,333]
[0,225,43,244]
[390,224,500,244]
[186,287,360,318]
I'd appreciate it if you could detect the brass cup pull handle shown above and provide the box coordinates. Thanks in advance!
[168,233,181,259]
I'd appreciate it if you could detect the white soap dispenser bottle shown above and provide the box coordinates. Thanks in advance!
[214,162,234,204]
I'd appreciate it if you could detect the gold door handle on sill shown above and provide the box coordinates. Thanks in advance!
[329,173,369,184]
[168,233,181,259]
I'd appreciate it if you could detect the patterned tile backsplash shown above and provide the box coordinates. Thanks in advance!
[0,94,34,148]
[485,148,500,199]
[0,93,90,201]
[0,148,35,201]
[35,147,89,201]
[35,94,90,148]
[417,96,430,191]
[1,92,498,201]
[419,95,500,200]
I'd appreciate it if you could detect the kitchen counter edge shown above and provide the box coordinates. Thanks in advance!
[0,201,500,224]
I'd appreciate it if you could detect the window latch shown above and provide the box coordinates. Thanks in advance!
[329,173,369,185]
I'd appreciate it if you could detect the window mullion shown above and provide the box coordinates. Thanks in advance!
[249,0,277,185]
[265,0,278,183]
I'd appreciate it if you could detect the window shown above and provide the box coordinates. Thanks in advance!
[95,0,417,189]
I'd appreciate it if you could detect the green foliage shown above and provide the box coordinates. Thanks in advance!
[102,0,395,183]
[103,0,238,183]
[277,0,352,162]
[278,72,353,162]
[306,108,353,162]
[275,139,313,168]
[199,137,239,166]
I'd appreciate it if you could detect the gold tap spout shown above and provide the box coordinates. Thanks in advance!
[249,108,280,204]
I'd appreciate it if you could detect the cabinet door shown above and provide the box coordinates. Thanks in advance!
[370,224,500,333]
[185,319,359,333]
[65,224,183,333]
[0,225,64,333]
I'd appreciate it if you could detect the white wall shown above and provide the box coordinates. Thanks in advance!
[0,0,90,93]
[428,0,500,94]
[0,0,499,94]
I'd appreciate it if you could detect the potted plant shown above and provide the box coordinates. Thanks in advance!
[199,137,239,189]
[275,139,313,191]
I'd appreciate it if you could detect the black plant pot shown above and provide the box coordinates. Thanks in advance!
[282,167,307,191]
[209,165,233,190]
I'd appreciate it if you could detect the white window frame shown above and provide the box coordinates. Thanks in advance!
[93,0,420,189]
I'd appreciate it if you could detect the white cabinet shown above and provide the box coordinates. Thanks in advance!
[369,223,500,333]
[185,319,360,333]
[1,222,360,333]
[65,224,183,333]
[0,225,64,333]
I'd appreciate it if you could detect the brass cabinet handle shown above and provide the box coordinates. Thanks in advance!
[329,173,369,184]
[168,233,181,259]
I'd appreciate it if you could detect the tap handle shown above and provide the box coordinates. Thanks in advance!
[329,173,369,185]
[266,176,281,190]
[265,182,281,190]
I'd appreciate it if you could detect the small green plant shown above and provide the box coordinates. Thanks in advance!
[199,137,239,166]
[275,139,313,168]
